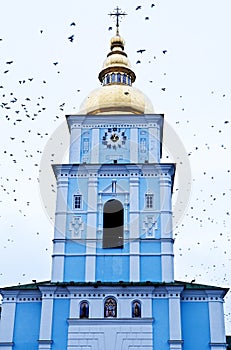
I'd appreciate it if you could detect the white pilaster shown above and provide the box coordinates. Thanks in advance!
[130,129,138,163]
[69,125,81,163]
[159,175,174,282]
[161,240,174,282]
[91,129,99,163]
[68,291,79,319]
[129,176,140,281]
[148,126,160,163]
[38,288,54,350]
[0,292,17,349]
[207,291,227,350]
[167,287,184,350]
[51,175,68,282]
[85,176,98,282]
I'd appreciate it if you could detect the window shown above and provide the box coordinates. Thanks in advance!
[122,74,127,84]
[145,194,153,209]
[106,74,110,84]
[103,199,124,248]
[73,195,82,210]
[80,301,89,318]
[112,180,117,193]
[117,73,121,83]
[111,73,115,83]
[132,300,141,318]
[104,297,117,318]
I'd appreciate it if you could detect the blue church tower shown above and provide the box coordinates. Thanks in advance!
[0,8,228,350]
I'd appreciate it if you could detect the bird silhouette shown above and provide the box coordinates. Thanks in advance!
[68,35,74,42]
[137,49,146,54]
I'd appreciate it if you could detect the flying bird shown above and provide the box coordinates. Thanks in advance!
[68,35,74,42]
[136,5,141,10]
[137,49,146,54]
[70,22,76,26]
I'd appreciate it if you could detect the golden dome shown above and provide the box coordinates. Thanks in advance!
[78,32,154,115]
[78,84,154,115]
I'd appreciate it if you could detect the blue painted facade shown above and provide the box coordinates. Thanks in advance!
[0,25,228,350]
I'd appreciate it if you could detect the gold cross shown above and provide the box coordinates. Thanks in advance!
[108,6,127,35]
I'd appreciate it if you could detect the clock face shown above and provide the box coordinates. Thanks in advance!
[102,128,127,149]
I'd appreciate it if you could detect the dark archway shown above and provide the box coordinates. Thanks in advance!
[79,301,89,319]
[132,300,141,318]
[103,199,124,248]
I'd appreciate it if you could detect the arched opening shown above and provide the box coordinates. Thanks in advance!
[132,300,141,318]
[103,199,124,248]
[104,297,117,318]
[79,301,89,319]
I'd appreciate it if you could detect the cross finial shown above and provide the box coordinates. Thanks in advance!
[108,6,127,36]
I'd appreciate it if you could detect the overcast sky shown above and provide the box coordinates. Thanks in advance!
[1,0,231,333]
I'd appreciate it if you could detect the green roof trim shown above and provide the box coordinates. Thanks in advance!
[0,280,229,294]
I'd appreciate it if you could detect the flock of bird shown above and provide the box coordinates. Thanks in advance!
[0,0,231,330]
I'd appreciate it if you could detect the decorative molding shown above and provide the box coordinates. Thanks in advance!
[38,340,53,344]
[69,215,84,238]
[168,340,184,344]
[142,215,157,238]
[67,317,154,325]
[209,343,227,347]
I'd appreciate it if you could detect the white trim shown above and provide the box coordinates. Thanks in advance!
[85,177,98,281]
[148,126,160,163]
[129,177,140,281]
[0,296,17,346]
[167,287,184,350]
[51,176,68,282]
[38,290,54,350]
[161,240,174,282]
[91,128,99,163]
[207,291,226,350]
[69,126,81,163]
[130,129,138,163]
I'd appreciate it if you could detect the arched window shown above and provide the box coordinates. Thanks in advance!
[106,74,110,84]
[117,73,121,83]
[103,199,124,248]
[123,74,127,84]
[79,301,89,319]
[104,297,117,318]
[111,73,115,83]
[132,300,141,318]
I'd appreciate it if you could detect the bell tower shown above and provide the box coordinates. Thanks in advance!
[0,8,228,350]
[51,7,175,284]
